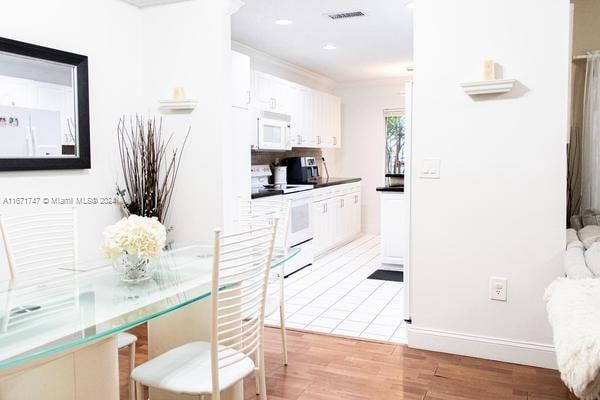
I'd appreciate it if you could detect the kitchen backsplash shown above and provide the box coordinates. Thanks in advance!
[251,148,326,179]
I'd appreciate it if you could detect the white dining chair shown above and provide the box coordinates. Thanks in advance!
[131,221,278,400]
[238,198,291,365]
[0,208,138,400]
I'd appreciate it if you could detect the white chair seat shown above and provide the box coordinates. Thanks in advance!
[118,332,138,349]
[131,341,255,395]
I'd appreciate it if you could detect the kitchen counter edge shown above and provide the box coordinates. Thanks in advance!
[309,177,362,189]
[376,186,405,192]
[250,190,284,199]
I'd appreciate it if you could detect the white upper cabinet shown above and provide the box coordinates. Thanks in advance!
[252,71,290,114]
[231,51,251,109]
[250,70,341,149]
[321,93,341,148]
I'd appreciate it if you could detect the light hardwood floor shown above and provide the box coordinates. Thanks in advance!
[119,324,572,400]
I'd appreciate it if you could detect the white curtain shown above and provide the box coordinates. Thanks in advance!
[582,52,600,211]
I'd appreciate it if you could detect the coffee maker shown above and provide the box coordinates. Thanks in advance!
[282,157,320,183]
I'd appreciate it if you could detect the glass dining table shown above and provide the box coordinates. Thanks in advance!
[0,243,298,400]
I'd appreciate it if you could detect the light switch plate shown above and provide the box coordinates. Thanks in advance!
[418,159,441,179]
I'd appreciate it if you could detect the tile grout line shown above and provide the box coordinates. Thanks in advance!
[284,237,381,305]
[284,234,380,294]
[290,252,382,329]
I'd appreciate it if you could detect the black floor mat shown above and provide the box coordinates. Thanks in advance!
[367,269,404,282]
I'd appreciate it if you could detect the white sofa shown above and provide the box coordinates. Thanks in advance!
[543,220,600,400]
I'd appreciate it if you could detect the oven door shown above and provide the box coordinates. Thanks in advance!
[285,190,314,247]
[257,112,291,151]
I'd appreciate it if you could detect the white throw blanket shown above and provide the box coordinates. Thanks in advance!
[565,246,595,279]
[545,278,600,399]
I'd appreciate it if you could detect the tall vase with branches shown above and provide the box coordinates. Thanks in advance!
[116,116,190,225]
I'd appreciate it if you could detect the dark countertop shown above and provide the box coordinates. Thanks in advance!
[376,186,405,192]
[251,190,284,199]
[291,177,362,189]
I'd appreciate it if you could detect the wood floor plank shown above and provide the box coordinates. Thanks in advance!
[119,324,572,400]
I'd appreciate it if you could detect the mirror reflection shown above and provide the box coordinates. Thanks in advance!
[0,51,78,158]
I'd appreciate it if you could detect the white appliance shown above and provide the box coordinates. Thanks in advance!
[0,105,62,157]
[251,165,312,194]
[273,166,287,186]
[286,189,314,247]
[254,110,291,151]
[251,164,314,276]
[283,188,315,276]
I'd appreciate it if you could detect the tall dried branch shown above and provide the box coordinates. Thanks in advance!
[116,115,190,224]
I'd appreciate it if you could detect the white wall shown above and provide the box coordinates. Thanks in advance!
[140,0,233,243]
[0,0,235,281]
[332,79,409,234]
[409,0,570,368]
[0,0,143,269]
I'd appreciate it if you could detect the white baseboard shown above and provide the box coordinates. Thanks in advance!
[407,325,557,369]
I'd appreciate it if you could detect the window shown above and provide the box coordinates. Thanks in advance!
[384,109,406,175]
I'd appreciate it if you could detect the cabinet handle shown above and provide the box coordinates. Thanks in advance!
[317,135,321,144]
[341,199,345,208]
[246,90,251,104]
[324,203,328,213]
[354,195,358,203]
[333,137,337,145]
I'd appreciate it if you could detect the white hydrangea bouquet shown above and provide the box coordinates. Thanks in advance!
[102,215,167,283]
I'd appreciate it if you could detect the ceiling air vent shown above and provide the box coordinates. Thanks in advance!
[327,11,366,20]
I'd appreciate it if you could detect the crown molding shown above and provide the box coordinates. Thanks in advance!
[231,41,337,88]
[335,76,412,89]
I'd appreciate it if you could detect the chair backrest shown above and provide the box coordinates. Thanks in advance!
[0,208,78,283]
[238,198,292,253]
[210,220,278,398]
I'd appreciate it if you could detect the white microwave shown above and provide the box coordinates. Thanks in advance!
[254,111,291,151]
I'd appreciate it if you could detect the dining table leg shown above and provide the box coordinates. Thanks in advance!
[0,335,119,400]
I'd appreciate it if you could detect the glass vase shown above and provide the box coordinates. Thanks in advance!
[113,252,156,283]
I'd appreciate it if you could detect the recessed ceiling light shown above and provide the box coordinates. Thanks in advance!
[275,19,293,25]
[323,44,337,50]
[405,2,415,9]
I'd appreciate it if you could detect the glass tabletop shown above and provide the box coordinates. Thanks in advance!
[0,244,299,370]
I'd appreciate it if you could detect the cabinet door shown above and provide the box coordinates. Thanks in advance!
[349,191,361,236]
[252,71,291,113]
[313,200,327,254]
[326,197,338,250]
[252,71,274,110]
[380,193,406,265]
[231,51,251,109]
[311,91,323,147]
[289,85,315,147]
[301,88,317,147]
[321,94,341,148]
[331,95,341,148]
[332,195,347,245]
[288,84,302,147]
[270,78,290,114]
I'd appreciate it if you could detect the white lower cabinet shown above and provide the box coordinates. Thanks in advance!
[380,192,407,266]
[313,183,362,255]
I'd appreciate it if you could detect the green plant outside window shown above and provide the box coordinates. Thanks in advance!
[385,113,406,175]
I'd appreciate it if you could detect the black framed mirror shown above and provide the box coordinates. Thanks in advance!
[0,37,90,171]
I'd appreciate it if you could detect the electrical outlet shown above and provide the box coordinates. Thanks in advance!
[489,277,507,301]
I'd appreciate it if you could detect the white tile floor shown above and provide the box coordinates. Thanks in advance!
[265,234,407,343]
